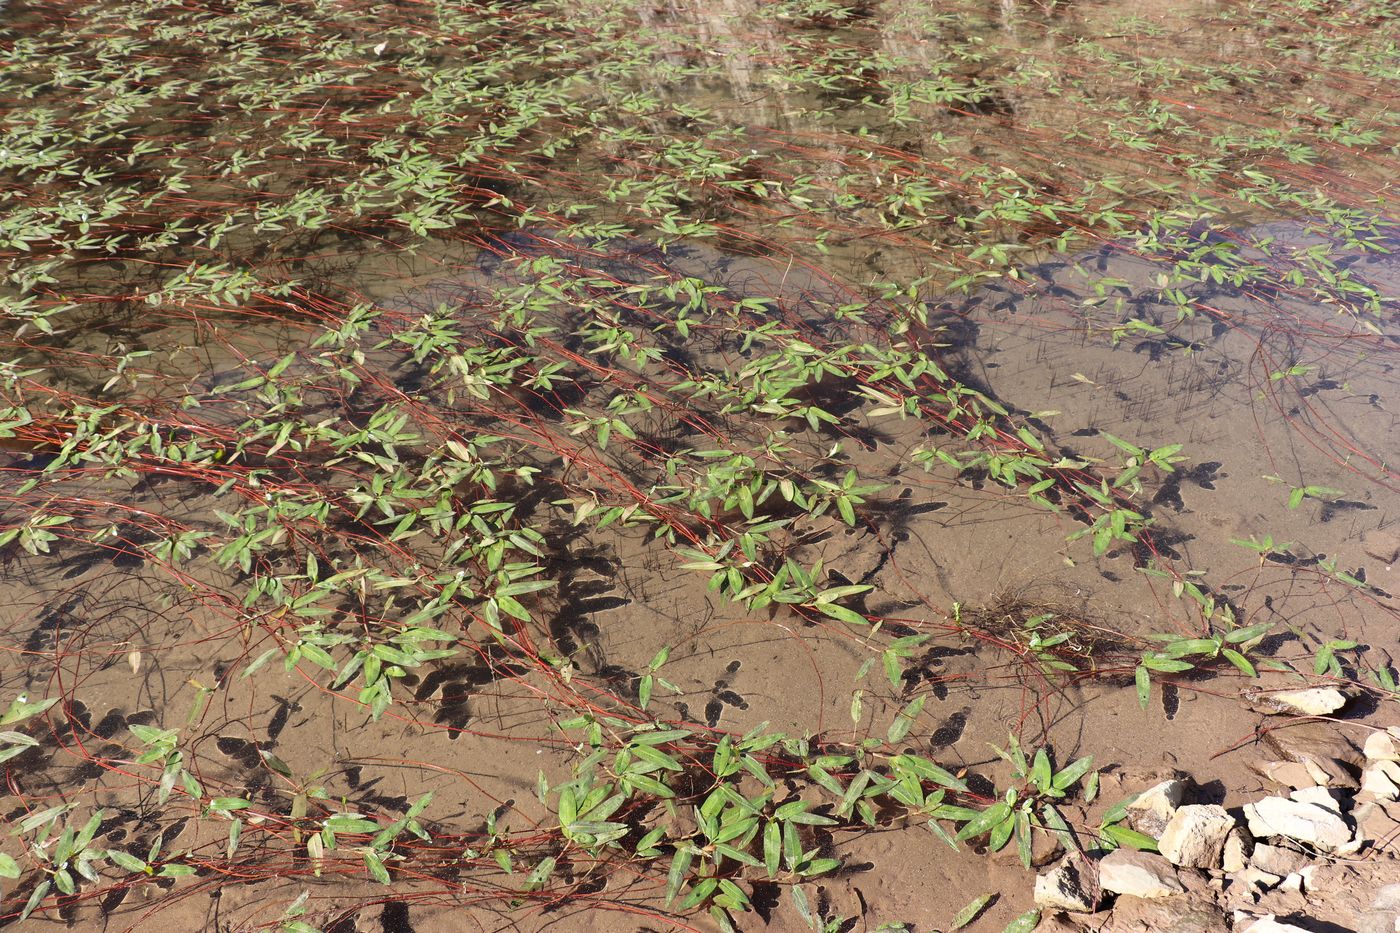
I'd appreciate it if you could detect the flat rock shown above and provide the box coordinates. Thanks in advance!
[1089,894,1229,933]
[1124,779,1188,839]
[1353,799,1400,855]
[1261,721,1364,769]
[1036,855,1099,913]
[1159,804,1235,868]
[1361,529,1400,564]
[1248,843,1309,877]
[1361,760,1400,800]
[1364,729,1400,762]
[1249,759,1327,791]
[1244,795,1352,850]
[1249,687,1348,717]
[1098,848,1185,899]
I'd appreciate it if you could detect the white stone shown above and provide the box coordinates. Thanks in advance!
[1158,804,1235,868]
[1291,865,1316,892]
[1244,795,1352,851]
[1034,856,1096,912]
[1289,785,1343,813]
[1222,828,1252,873]
[1251,759,1322,790]
[1097,848,1184,899]
[1125,779,1187,837]
[1361,760,1400,800]
[1364,729,1400,762]
[1256,688,1348,717]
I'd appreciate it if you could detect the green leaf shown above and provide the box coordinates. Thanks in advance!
[106,849,148,873]
[0,695,58,726]
[815,602,868,626]
[22,879,50,921]
[1002,909,1041,933]
[1135,665,1151,709]
[987,812,1015,851]
[622,772,675,798]
[956,801,1012,841]
[1224,623,1271,644]
[364,850,390,884]
[892,754,968,791]
[887,695,926,744]
[665,848,693,906]
[952,894,995,931]
[524,855,556,890]
[763,821,780,877]
[1221,648,1257,677]
[209,797,251,813]
[1051,755,1094,791]
[1103,823,1160,851]
[0,852,20,879]
[1142,655,1193,673]
[1031,749,1051,791]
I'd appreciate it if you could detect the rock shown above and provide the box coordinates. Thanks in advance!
[1035,855,1098,913]
[1222,828,1253,873]
[1353,798,1400,854]
[1361,529,1400,564]
[1239,866,1282,893]
[1276,865,1313,894]
[1241,917,1311,933]
[1159,804,1235,868]
[1288,785,1343,813]
[1248,687,1348,717]
[1249,760,1323,791]
[1124,779,1188,838]
[1358,883,1400,933]
[1248,843,1309,877]
[1098,848,1185,899]
[1364,728,1400,762]
[1095,893,1230,933]
[1361,760,1400,800]
[1262,721,1364,769]
[1244,795,1352,850]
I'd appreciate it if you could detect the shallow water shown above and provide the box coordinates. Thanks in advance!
[2,0,1399,929]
